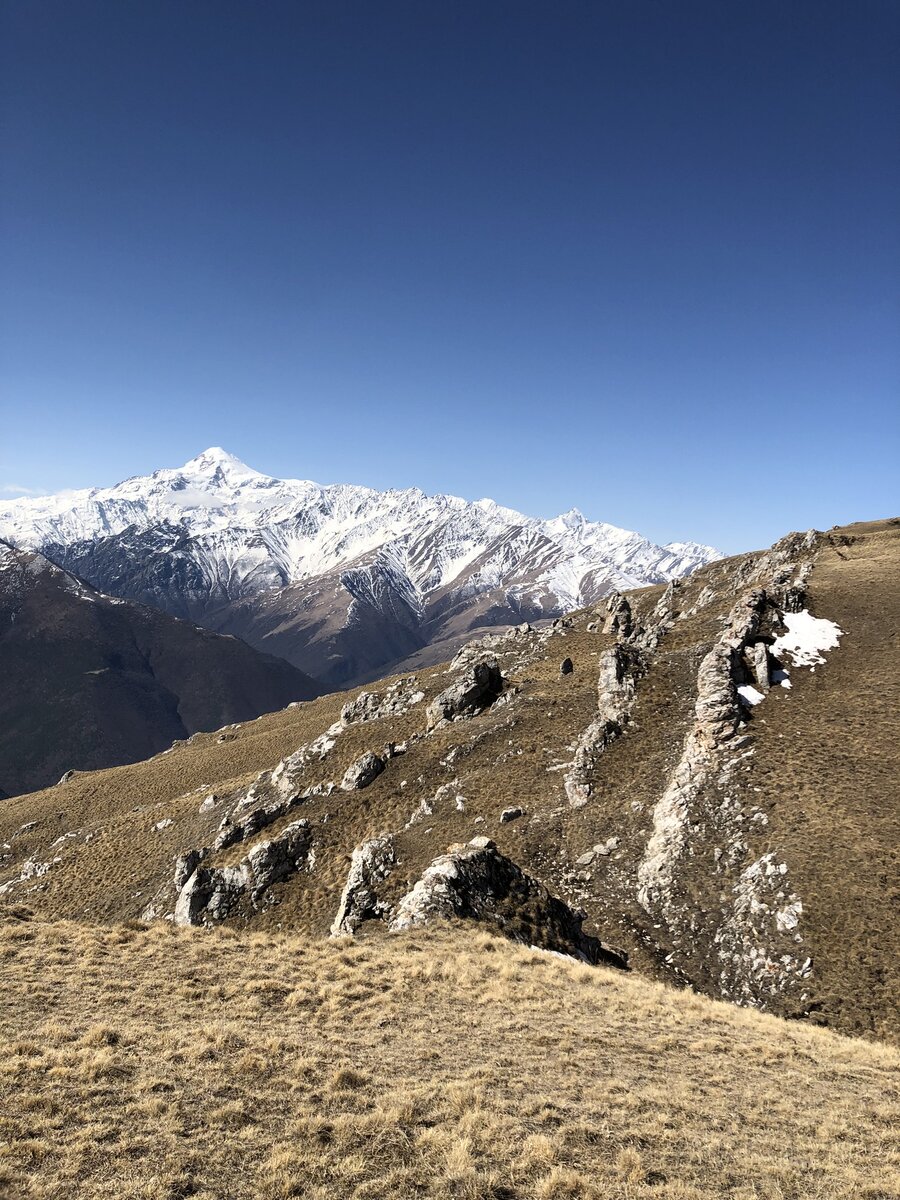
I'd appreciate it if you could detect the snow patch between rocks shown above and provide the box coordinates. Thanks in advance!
[771,610,843,670]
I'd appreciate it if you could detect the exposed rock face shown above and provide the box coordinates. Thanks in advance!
[633,534,824,1008]
[426,659,504,730]
[340,751,386,792]
[603,592,632,637]
[173,819,313,926]
[340,679,424,727]
[565,644,642,808]
[243,821,313,900]
[330,835,396,936]
[389,838,627,968]
[271,727,341,798]
[637,588,769,915]
[213,794,306,852]
[174,848,208,892]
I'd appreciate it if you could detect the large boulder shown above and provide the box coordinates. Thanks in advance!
[389,837,627,969]
[426,659,503,730]
[330,835,396,936]
[340,751,386,791]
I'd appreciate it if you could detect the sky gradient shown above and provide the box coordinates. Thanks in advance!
[1,0,897,553]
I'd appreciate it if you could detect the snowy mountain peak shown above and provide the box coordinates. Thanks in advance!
[182,447,256,475]
[0,452,722,667]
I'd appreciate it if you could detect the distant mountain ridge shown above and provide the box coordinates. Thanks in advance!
[0,448,721,686]
[0,540,320,797]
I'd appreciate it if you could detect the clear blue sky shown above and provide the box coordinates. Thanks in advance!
[1,0,897,552]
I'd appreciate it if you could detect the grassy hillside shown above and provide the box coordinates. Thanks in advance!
[1,519,897,1042]
[1,916,897,1200]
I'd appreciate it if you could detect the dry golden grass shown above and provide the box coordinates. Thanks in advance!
[1,916,898,1200]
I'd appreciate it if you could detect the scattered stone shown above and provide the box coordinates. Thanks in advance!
[500,807,523,823]
[560,657,573,676]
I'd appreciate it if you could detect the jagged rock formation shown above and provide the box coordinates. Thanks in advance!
[426,659,504,729]
[173,819,313,926]
[564,596,652,807]
[213,793,307,852]
[330,835,396,936]
[634,536,825,1006]
[340,678,425,726]
[389,838,627,968]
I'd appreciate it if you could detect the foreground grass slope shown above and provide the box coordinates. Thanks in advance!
[1,916,898,1200]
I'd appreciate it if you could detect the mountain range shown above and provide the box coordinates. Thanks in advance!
[0,447,721,687]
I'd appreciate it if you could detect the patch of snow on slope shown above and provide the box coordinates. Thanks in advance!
[771,610,843,670]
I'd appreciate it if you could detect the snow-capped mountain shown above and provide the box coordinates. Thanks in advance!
[0,448,721,686]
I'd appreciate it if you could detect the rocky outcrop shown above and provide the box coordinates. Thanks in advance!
[637,588,769,914]
[564,644,641,808]
[340,751,386,791]
[340,679,424,727]
[634,533,826,1008]
[213,793,307,852]
[389,838,627,968]
[330,835,396,936]
[173,819,313,926]
[270,726,342,798]
[426,659,504,730]
[602,592,632,637]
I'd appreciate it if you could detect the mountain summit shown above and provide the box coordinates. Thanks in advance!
[0,451,721,686]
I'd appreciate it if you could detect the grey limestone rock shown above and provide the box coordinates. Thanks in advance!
[389,838,627,969]
[330,834,396,936]
[340,751,386,792]
[426,659,504,730]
